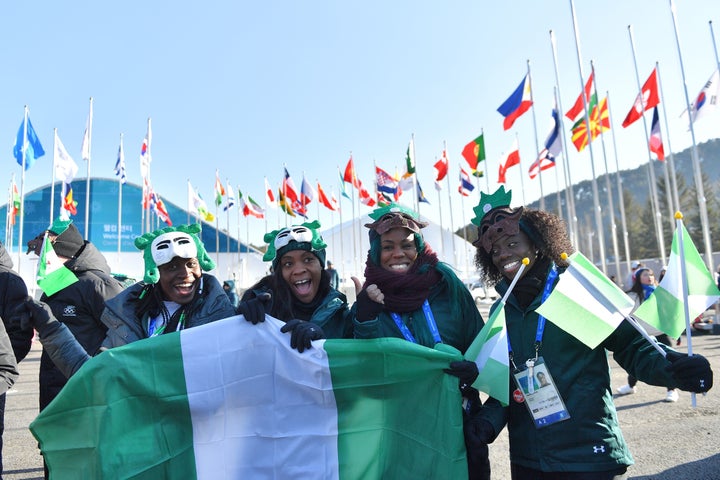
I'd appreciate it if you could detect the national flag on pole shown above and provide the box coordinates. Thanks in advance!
[223,184,236,212]
[622,68,660,128]
[343,156,361,189]
[9,181,20,226]
[497,139,520,184]
[687,69,720,125]
[187,182,215,222]
[461,134,485,170]
[30,316,467,479]
[81,111,91,162]
[140,120,151,179]
[338,171,351,200]
[536,252,636,349]
[649,107,665,161]
[61,183,78,217]
[465,306,509,406]
[244,196,265,219]
[416,179,430,204]
[458,167,475,196]
[151,192,172,226]
[565,72,594,121]
[114,139,126,184]
[283,168,300,204]
[405,139,416,174]
[634,221,720,339]
[529,108,562,179]
[317,183,338,211]
[53,133,79,184]
[278,188,297,218]
[14,114,45,170]
[358,185,377,207]
[36,234,79,296]
[376,166,399,197]
[264,177,276,208]
[570,94,610,152]
[214,171,226,206]
[434,151,449,183]
[497,74,533,130]
[300,175,316,206]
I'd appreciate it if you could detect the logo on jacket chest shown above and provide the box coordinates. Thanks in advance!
[62,305,78,317]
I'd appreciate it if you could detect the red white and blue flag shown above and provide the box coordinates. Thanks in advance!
[497,74,533,130]
[458,167,475,197]
[649,107,665,161]
[300,175,316,206]
[529,108,561,179]
[376,166,399,197]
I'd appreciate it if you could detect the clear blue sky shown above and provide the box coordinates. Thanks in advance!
[2,1,720,247]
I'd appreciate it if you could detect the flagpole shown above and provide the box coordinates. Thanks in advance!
[460,189,469,279]
[117,134,124,265]
[655,62,681,214]
[668,1,714,272]
[5,179,13,249]
[604,93,633,284]
[83,97,93,239]
[514,133,527,206]
[17,105,29,272]
[569,0,607,274]
[549,88,564,221]
[50,129,58,226]
[237,184,242,267]
[589,63,621,283]
[447,166,456,268]
[438,146,447,257]
[336,183,345,285]
[549,30,579,246]
[526,60,545,211]
[186,180,191,225]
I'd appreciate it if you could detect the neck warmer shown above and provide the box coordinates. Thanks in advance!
[511,255,553,310]
[641,284,656,301]
[363,245,442,313]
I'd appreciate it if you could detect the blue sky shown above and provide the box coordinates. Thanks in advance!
[2,1,720,247]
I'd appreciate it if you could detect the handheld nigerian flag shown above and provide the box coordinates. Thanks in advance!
[536,251,635,349]
[30,315,468,479]
[634,215,720,339]
[37,234,78,296]
[465,258,529,406]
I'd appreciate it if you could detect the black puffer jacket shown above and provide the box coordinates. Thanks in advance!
[0,243,32,362]
[38,241,124,410]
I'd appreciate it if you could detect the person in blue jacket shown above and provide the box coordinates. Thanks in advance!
[466,186,713,480]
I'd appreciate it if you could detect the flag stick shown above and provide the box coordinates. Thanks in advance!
[50,129,58,226]
[675,213,698,406]
[500,258,530,305]
[623,315,667,357]
[83,97,93,239]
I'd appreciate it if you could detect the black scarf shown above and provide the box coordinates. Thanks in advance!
[511,255,552,310]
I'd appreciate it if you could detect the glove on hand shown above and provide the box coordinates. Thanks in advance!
[666,350,713,393]
[13,296,58,337]
[444,360,480,393]
[463,416,494,480]
[355,289,384,322]
[281,319,325,352]
[237,292,271,325]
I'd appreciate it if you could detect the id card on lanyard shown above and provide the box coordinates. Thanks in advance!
[512,356,570,428]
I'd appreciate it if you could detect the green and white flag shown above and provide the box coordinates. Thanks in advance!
[36,234,78,296]
[634,222,720,339]
[31,316,468,479]
[465,306,509,406]
[536,251,635,349]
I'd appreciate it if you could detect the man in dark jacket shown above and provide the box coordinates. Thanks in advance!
[0,242,28,477]
[27,218,125,478]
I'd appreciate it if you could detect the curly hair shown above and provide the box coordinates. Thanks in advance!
[474,208,574,286]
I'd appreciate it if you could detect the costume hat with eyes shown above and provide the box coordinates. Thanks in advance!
[364,203,428,257]
[134,224,215,284]
[471,186,541,253]
[263,220,327,270]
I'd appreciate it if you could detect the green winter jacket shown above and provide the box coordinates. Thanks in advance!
[354,274,484,353]
[480,266,678,473]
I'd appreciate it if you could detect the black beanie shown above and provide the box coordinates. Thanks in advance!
[51,222,85,258]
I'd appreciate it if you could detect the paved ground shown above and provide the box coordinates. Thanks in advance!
[4,325,720,479]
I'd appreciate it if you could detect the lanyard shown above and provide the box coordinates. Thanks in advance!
[507,264,558,369]
[390,300,442,345]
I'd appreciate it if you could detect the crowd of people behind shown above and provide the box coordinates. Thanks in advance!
[0,189,714,480]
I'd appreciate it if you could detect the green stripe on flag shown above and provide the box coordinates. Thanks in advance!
[465,306,509,405]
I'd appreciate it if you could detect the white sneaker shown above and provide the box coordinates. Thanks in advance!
[664,389,679,403]
[616,384,636,395]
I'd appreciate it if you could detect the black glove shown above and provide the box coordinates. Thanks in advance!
[280,319,325,352]
[666,350,713,393]
[237,292,271,324]
[444,360,479,394]
[463,415,493,480]
[13,296,59,337]
[355,289,384,322]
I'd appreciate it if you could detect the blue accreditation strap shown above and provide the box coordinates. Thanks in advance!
[507,264,559,359]
[390,300,442,344]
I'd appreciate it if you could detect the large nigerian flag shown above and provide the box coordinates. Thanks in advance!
[634,221,720,338]
[536,252,636,349]
[31,316,467,479]
[465,306,509,406]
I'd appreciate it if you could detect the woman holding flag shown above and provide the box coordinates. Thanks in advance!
[350,203,488,479]
[466,186,713,480]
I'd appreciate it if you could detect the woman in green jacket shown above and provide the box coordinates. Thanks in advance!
[468,186,713,480]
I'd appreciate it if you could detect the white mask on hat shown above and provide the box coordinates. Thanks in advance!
[274,226,314,250]
[151,231,198,267]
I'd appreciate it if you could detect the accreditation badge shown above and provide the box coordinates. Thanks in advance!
[511,356,570,428]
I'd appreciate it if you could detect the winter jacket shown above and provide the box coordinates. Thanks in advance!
[39,242,125,410]
[39,274,236,379]
[479,265,678,473]
[0,321,18,396]
[353,273,484,353]
[0,244,32,363]
[223,280,240,308]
